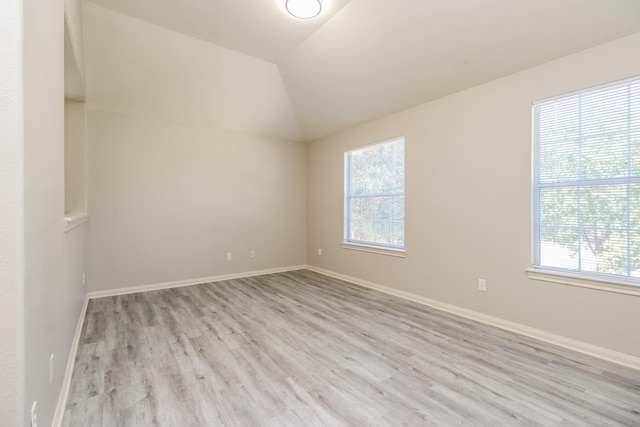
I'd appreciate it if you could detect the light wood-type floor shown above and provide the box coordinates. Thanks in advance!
[63,270,640,426]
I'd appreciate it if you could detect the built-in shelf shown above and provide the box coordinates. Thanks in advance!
[64,214,89,232]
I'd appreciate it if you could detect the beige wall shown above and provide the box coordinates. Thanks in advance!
[20,0,88,426]
[307,32,640,358]
[63,0,85,88]
[0,0,25,423]
[87,110,307,292]
[64,101,87,215]
[83,4,308,293]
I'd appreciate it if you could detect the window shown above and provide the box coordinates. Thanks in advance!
[532,77,640,285]
[344,137,405,253]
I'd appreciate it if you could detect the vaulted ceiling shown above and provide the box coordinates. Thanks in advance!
[78,0,640,141]
[84,0,353,62]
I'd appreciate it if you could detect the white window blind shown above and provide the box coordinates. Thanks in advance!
[345,137,405,250]
[532,77,640,284]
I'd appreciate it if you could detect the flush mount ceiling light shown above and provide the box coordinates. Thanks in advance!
[285,0,322,19]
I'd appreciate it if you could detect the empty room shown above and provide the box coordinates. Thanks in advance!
[2,0,640,426]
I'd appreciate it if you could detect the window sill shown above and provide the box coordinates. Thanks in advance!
[341,242,406,258]
[64,214,89,232]
[525,268,640,297]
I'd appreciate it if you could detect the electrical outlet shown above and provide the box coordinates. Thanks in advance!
[479,279,487,292]
[31,401,37,427]
[250,249,255,258]
[318,248,322,256]
[49,354,54,384]
[226,252,232,261]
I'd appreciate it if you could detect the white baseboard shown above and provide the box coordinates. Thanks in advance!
[52,295,90,427]
[306,265,640,371]
[87,265,308,299]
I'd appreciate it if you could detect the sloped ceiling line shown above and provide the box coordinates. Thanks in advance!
[82,0,640,142]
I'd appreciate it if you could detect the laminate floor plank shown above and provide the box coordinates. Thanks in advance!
[63,270,640,426]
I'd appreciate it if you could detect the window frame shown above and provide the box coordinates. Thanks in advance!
[343,137,405,256]
[530,76,640,293]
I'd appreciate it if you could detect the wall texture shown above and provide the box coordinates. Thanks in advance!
[307,32,640,358]
[0,0,25,423]
[22,0,88,425]
[83,4,308,293]
[87,110,307,292]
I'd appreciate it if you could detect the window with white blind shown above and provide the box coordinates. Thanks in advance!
[532,77,640,285]
[344,137,405,253]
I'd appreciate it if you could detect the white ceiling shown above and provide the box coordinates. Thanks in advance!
[84,0,352,63]
[83,4,303,140]
[81,0,640,141]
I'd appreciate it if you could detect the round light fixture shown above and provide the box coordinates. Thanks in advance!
[285,0,322,19]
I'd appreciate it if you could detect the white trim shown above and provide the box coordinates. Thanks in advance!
[52,295,89,427]
[345,135,405,152]
[64,213,88,232]
[533,74,640,106]
[306,265,640,371]
[526,268,640,297]
[87,265,308,299]
[341,242,406,258]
